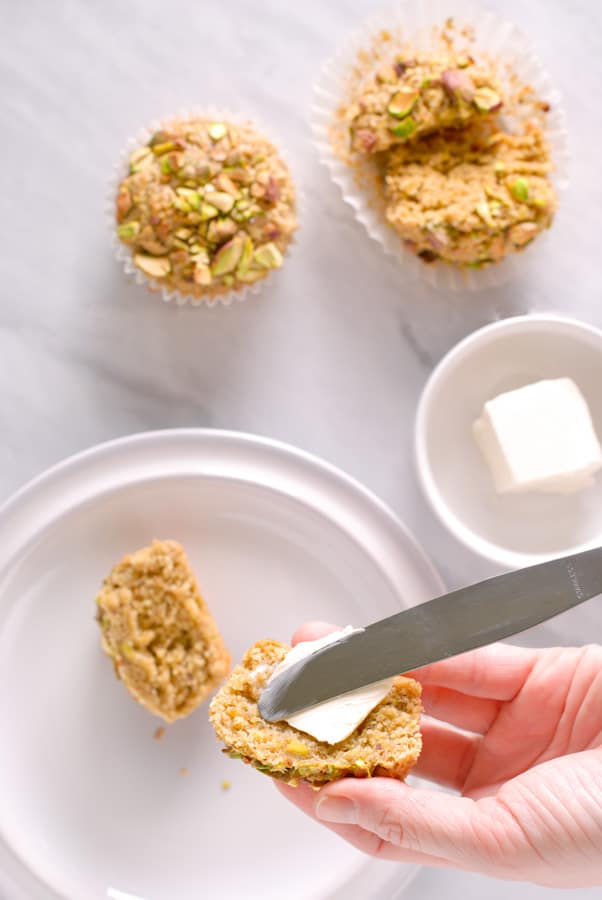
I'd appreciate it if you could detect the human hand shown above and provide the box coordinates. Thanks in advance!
[276,621,602,887]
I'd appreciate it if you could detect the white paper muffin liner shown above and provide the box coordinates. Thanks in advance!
[310,0,569,292]
[107,106,300,308]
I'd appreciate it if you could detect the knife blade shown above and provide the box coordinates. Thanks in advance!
[258,547,602,722]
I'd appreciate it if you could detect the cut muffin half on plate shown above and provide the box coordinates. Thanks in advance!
[96,539,230,722]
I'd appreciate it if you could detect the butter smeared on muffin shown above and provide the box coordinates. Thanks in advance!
[210,638,422,787]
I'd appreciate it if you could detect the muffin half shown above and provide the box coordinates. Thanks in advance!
[384,120,556,266]
[348,52,502,154]
[210,638,422,787]
[96,539,230,722]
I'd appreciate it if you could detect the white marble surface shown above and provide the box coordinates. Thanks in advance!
[1,0,601,897]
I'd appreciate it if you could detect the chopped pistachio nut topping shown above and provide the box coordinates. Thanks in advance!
[211,235,245,276]
[237,235,254,274]
[211,192,236,213]
[253,242,283,269]
[150,142,171,156]
[237,269,266,284]
[387,90,419,119]
[391,118,417,139]
[199,203,219,221]
[348,53,503,154]
[474,200,494,226]
[473,86,502,113]
[158,156,171,175]
[208,122,228,141]
[117,221,140,241]
[129,148,153,173]
[511,177,530,203]
[193,263,212,286]
[115,116,297,297]
[134,254,171,278]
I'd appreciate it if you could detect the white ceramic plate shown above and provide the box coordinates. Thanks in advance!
[0,430,442,900]
[415,315,602,569]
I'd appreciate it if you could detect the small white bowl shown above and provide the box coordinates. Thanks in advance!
[415,314,602,569]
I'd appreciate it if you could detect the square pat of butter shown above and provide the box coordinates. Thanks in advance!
[473,378,602,495]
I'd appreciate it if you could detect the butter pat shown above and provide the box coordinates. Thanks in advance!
[473,378,602,495]
[267,626,394,745]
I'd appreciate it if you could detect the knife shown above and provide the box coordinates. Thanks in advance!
[258,547,602,722]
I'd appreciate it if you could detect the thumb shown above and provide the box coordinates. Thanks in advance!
[314,778,511,873]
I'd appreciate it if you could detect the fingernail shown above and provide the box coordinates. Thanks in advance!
[315,795,357,824]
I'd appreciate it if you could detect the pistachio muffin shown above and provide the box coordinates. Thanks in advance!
[115,117,297,300]
[384,119,556,266]
[96,540,230,722]
[348,53,502,155]
[325,16,563,278]
[209,639,422,787]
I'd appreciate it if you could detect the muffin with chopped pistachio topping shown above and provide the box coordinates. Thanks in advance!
[313,9,567,286]
[383,119,557,267]
[348,52,502,154]
[114,117,297,302]
[209,639,422,787]
[96,540,230,722]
